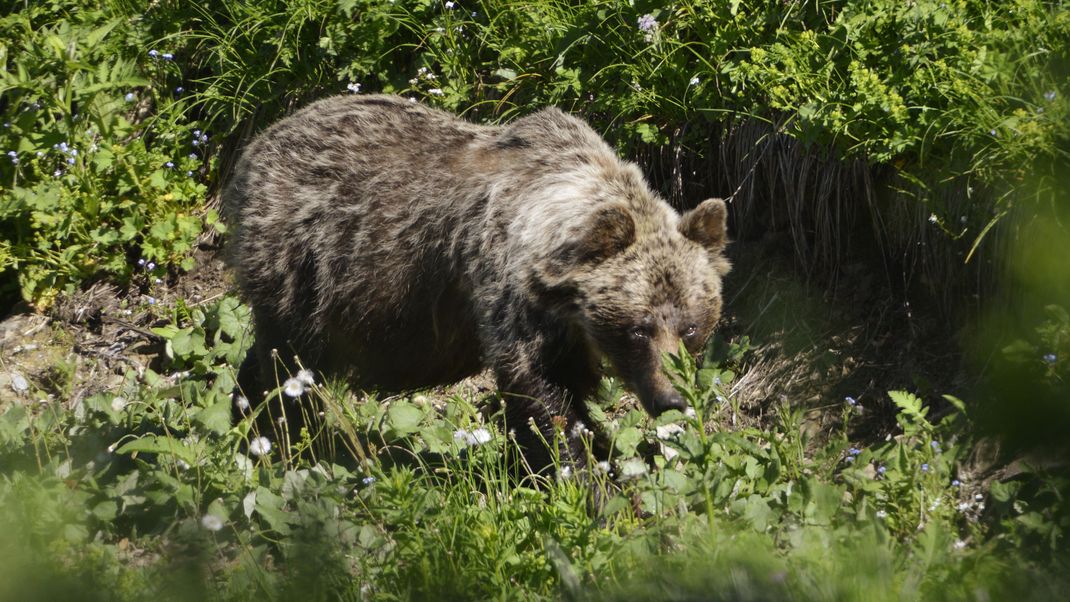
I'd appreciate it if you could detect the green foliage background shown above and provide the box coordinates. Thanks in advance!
[2,0,1068,308]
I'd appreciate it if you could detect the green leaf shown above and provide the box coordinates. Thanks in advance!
[613,426,642,456]
[194,399,232,434]
[385,401,423,436]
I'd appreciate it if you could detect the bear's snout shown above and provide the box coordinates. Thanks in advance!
[651,390,688,416]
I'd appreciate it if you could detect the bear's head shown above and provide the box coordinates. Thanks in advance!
[545,196,731,416]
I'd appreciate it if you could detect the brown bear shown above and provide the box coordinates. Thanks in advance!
[222,94,730,471]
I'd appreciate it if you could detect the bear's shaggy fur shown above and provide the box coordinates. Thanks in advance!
[223,95,730,470]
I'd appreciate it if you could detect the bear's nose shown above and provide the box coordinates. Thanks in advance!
[654,391,688,415]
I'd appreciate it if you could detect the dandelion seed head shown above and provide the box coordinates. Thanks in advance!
[283,377,305,397]
[296,369,315,386]
[200,514,224,531]
[469,428,492,445]
[249,436,272,457]
[110,397,127,412]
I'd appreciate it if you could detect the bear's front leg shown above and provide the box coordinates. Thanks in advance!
[491,357,596,475]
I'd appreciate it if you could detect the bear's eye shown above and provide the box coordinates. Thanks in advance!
[630,327,649,340]
[683,325,699,339]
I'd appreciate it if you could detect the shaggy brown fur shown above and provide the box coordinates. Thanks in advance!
[223,94,730,471]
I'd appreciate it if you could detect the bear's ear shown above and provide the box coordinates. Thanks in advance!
[679,198,728,253]
[573,203,636,264]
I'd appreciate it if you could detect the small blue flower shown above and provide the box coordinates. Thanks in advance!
[930,440,940,450]
[845,456,855,463]
[58,142,69,153]
[148,49,159,58]
[125,92,135,102]
[952,479,961,487]
[188,153,197,160]
[6,151,14,157]
[192,139,199,147]
[175,86,184,94]
[186,170,193,177]
[877,465,887,475]
[165,161,174,168]
[362,476,376,486]
[1045,90,1056,102]
[162,53,174,60]
[848,447,862,456]
[146,262,156,270]
[138,258,146,266]
[989,129,997,136]
[53,169,63,177]
[147,296,156,305]
[199,133,208,143]
[66,157,75,165]
[1043,353,1057,364]
[845,396,857,406]
[921,463,930,472]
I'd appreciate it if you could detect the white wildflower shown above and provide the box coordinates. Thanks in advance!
[445,1,455,8]
[346,82,362,93]
[296,369,316,386]
[954,540,967,550]
[234,395,250,411]
[200,514,224,532]
[876,510,888,519]
[595,461,611,474]
[469,428,492,445]
[689,76,700,86]
[559,465,572,479]
[428,88,445,96]
[283,377,305,397]
[249,436,272,457]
